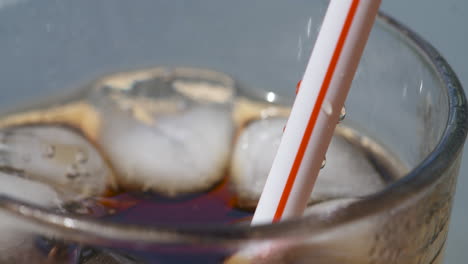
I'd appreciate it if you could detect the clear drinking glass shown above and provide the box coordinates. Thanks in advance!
[0,1,467,263]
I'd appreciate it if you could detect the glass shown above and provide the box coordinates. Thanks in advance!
[0,1,467,263]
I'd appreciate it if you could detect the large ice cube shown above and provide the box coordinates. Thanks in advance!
[0,125,113,198]
[91,69,235,196]
[230,117,386,209]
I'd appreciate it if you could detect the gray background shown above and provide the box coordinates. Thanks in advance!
[0,0,466,262]
[382,1,468,263]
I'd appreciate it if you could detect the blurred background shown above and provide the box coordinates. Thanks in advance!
[382,1,468,263]
[0,0,466,262]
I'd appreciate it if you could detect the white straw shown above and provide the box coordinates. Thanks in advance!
[252,0,381,225]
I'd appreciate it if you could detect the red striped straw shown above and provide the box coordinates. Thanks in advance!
[252,0,381,225]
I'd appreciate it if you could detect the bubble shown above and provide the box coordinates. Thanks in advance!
[75,150,88,164]
[66,164,80,180]
[43,145,56,158]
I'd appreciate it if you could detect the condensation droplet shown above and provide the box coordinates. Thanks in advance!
[297,35,303,60]
[402,84,408,98]
[321,156,326,169]
[339,106,346,122]
[66,165,80,180]
[43,145,56,158]
[75,151,88,164]
[322,101,333,116]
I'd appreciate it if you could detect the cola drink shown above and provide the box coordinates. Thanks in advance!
[0,68,441,264]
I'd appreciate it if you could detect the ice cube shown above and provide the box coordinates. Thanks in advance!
[97,103,233,196]
[230,117,285,208]
[230,117,385,209]
[0,125,113,198]
[92,69,235,196]
[0,172,62,263]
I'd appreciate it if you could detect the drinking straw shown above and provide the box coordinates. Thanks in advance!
[252,0,381,225]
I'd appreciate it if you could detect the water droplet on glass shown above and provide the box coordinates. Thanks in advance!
[322,101,333,116]
[43,145,56,158]
[321,156,326,169]
[75,151,88,164]
[297,35,303,60]
[66,165,80,180]
[45,23,52,33]
[402,84,408,98]
[339,106,346,122]
[306,17,312,38]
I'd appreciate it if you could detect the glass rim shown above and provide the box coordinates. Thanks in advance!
[0,11,467,248]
